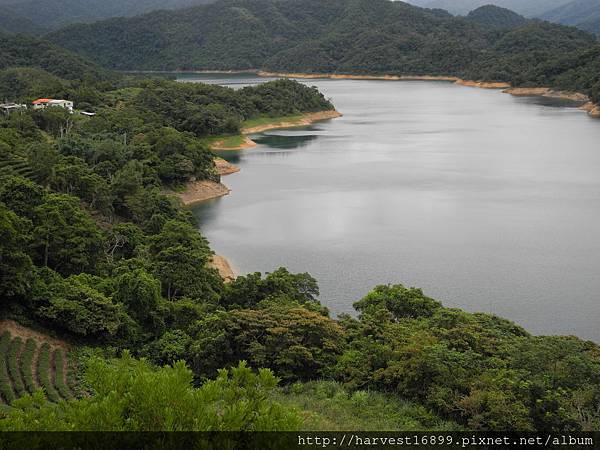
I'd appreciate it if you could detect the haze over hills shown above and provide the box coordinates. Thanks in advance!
[403,0,574,17]
[0,7,42,35]
[541,0,600,37]
[0,31,110,82]
[465,4,529,27]
[0,0,216,30]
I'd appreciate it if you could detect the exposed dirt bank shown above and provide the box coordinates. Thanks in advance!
[211,136,257,151]
[214,157,241,175]
[208,255,236,282]
[504,87,590,102]
[456,79,511,89]
[258,71,459,82]
[0,320,71,351]
[176,180,230,206]
[504,87,599,117]
[582,102,600,117]
[258,71,599,119]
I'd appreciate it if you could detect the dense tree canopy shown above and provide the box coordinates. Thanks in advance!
[0,18,598,434]
[46,0,600,102]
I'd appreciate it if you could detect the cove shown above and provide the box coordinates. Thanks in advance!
[183,73,600,342]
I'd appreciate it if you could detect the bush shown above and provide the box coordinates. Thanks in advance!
[53,350,72,400]
[0,332,15,404]
[7,338,25,397]
[20,338,37,394]
[37,343,60,403]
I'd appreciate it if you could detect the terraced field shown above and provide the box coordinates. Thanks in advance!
[0,321,76,405]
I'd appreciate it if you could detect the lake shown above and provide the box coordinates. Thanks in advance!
[182,73,600,341]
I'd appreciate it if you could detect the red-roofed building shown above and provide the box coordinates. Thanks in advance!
[32,98,73,112]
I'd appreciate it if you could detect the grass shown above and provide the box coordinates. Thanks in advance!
[38,343,60,403]
[20,338,37,394]
[202,134,246,149]
[53,350,72,400]
[0,332,15,404]
[274,381,459,431]
[7,337,25,397]
[242,114,304,129]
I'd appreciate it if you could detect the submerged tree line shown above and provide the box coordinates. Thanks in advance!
[0,29,598,432]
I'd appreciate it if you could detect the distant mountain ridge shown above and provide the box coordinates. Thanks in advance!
[541,0,600,37]
[403,0,574,17]
[0,31,111,82]
[44,0,600,106]
[0,7,42,35]
[45,0,593,71]
[465,4,529,27]
[0,0,216,30]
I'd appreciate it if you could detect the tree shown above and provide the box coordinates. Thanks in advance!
[149,220,221,300]
[31,270,122,338]
[189,306,345,381]
[354,284,442,321]
[0,175,45,219]
[222,267,320,309]
[50,155,113,213]
[113,268,161,324]
[0,203,34,298]
[31,194,104,275]
[0,355,301,432]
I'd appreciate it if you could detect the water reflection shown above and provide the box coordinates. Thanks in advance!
[188,75,600,341]
[252,132,319,149]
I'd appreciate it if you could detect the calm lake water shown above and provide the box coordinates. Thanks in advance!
[182,73,600,341]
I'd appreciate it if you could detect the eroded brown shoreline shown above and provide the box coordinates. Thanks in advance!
[258,71,600,116]
[175,180,231,206]
[176,110,342,206]
[208,254,236,282]
[242,110,342,134]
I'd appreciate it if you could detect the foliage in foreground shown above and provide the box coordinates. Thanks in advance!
[276,381,458,431]
[0,32,598,433]
[0,354,301,431]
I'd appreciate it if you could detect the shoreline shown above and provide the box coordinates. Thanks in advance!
[214,157,241,175]
[177,110,342,205]
[210,109,343,151]
[175,180,231,206]
[242,110,342,134]
[211,136,257,151]
[258,70,460,82]
[122,69,259,74]
[257,71,600,116]
[208,254,236,282]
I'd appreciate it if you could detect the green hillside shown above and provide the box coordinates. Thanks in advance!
[0,0,216,30]
[0,14,599,434]
[0,8,42,35]
[465,4,529,28]
[0,329,76,405]
[541,0,600,37]
[47,0,592,72]
[0,32,111,82]
[47,0,600,102]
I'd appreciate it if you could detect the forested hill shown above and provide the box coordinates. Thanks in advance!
[47,0,590,73]
[0,8,41,35]
[0,0,216,30]
[405,0,574,17]
[47,0,600,102]
[465,5,529,28]
[541,0,600,37]
[1,13,599,434]
[0,32,111,82]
